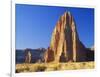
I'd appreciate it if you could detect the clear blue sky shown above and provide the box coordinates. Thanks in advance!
[16,4,94,49]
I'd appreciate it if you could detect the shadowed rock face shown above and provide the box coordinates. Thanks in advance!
[44,12,88,62]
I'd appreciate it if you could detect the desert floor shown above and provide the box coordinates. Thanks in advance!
[16,61,94,73]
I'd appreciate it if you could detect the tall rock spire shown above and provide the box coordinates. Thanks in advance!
[44,11,87,62]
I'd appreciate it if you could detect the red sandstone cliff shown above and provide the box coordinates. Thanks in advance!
[44,12,87,62]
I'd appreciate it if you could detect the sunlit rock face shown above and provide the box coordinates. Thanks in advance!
[44,12,87,62]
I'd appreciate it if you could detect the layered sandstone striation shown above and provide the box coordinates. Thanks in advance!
[44,12,88,62]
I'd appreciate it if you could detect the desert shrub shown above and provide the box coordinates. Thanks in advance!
[35,65,46,72]
[16,66,30,73]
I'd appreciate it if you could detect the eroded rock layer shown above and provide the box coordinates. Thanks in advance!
[44,12,88,62]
